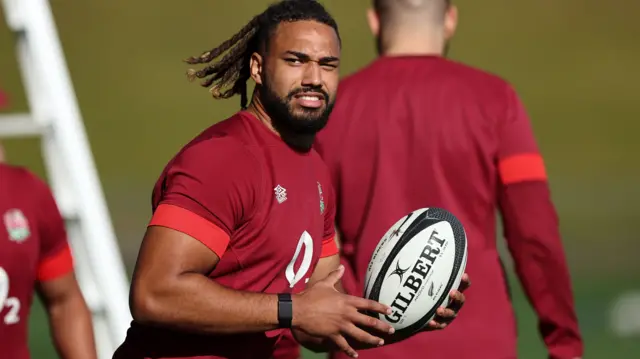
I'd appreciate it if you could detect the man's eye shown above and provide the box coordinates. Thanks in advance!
[285,58,302,64]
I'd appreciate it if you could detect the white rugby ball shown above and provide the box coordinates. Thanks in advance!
[364,208,468,338]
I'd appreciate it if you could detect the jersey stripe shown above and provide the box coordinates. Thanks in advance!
[498,153,547,185]
[320,235,339,258]
[37,243,74,281]
[149,204,230,257]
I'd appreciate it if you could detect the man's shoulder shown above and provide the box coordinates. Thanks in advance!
[439,58,513,89]
[0,163,32,179]
[151,114,266,213]
[191,111,253,146]
[341,57,513,91]
[151,121,262,206]
[0,164,46,193]
[170,140,260,182]
[0,164,52,218]
[175,113,261,168]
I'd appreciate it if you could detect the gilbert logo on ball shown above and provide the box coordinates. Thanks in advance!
[3,209,31,243]
[364,208,468,339]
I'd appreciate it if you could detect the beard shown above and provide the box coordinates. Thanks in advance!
[258,77,334,153]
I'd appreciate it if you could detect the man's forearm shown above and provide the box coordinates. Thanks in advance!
[500,182,583,358]
[47,295,97,359]
[133,272,280,334]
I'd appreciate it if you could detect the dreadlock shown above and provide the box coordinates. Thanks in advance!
[184,0,340,109]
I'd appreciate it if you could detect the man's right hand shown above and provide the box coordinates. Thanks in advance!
[292,265,395,358]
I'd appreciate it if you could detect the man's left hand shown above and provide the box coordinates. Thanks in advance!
[423,273,471,331]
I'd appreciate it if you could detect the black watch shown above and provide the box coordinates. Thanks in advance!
[277,293,293,328]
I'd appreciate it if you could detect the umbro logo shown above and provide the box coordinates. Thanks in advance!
[274,185,287,204]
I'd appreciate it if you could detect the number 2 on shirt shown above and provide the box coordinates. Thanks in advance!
[0,266,21,325]
[285,231,314,288]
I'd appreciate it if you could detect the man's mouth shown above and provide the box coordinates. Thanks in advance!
[294,92,325,109]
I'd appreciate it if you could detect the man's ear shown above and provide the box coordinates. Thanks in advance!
[444,5,458,40]
[250,52,263,85]
[366,8,380,37]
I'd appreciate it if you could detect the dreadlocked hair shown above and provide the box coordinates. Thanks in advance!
[184,0,340,109]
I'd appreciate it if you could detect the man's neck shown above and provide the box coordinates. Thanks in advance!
[382,44,443,57]
[247,97,279,136]
[379,27,444,57]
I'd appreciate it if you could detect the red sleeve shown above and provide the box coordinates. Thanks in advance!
[150,139,260,258]
[30,174,74,282]
[320,179,338,258]
[320,236,338,258]
[498,86,583,358]
[497,85,547,185]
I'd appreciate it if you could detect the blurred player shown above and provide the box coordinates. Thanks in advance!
[112,1,465,359]
[314,0,584,359]
[0,142,98,359]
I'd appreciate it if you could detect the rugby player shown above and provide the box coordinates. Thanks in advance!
[0,142,98,359]
[315,1,583,358]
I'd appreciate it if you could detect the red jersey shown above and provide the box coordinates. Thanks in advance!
[315,56,583,359]
[0,164,75,359]
[114,111,338,359]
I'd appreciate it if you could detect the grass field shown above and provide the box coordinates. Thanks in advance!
[2,0,639,357]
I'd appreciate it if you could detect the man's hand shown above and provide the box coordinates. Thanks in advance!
[292,265,395,358]
[423,273,471,331]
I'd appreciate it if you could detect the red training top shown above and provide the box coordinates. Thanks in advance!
[314,55,583,359]
[115,111,338,359]
[0,164,75,359]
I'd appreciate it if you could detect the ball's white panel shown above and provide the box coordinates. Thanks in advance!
[364,208,428,299]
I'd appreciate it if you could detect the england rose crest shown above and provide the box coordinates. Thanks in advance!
[3,209,31,242]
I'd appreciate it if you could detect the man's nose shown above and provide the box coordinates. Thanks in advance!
[301,62,322,87]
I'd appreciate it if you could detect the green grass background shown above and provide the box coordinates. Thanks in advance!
[1,0,639,357]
